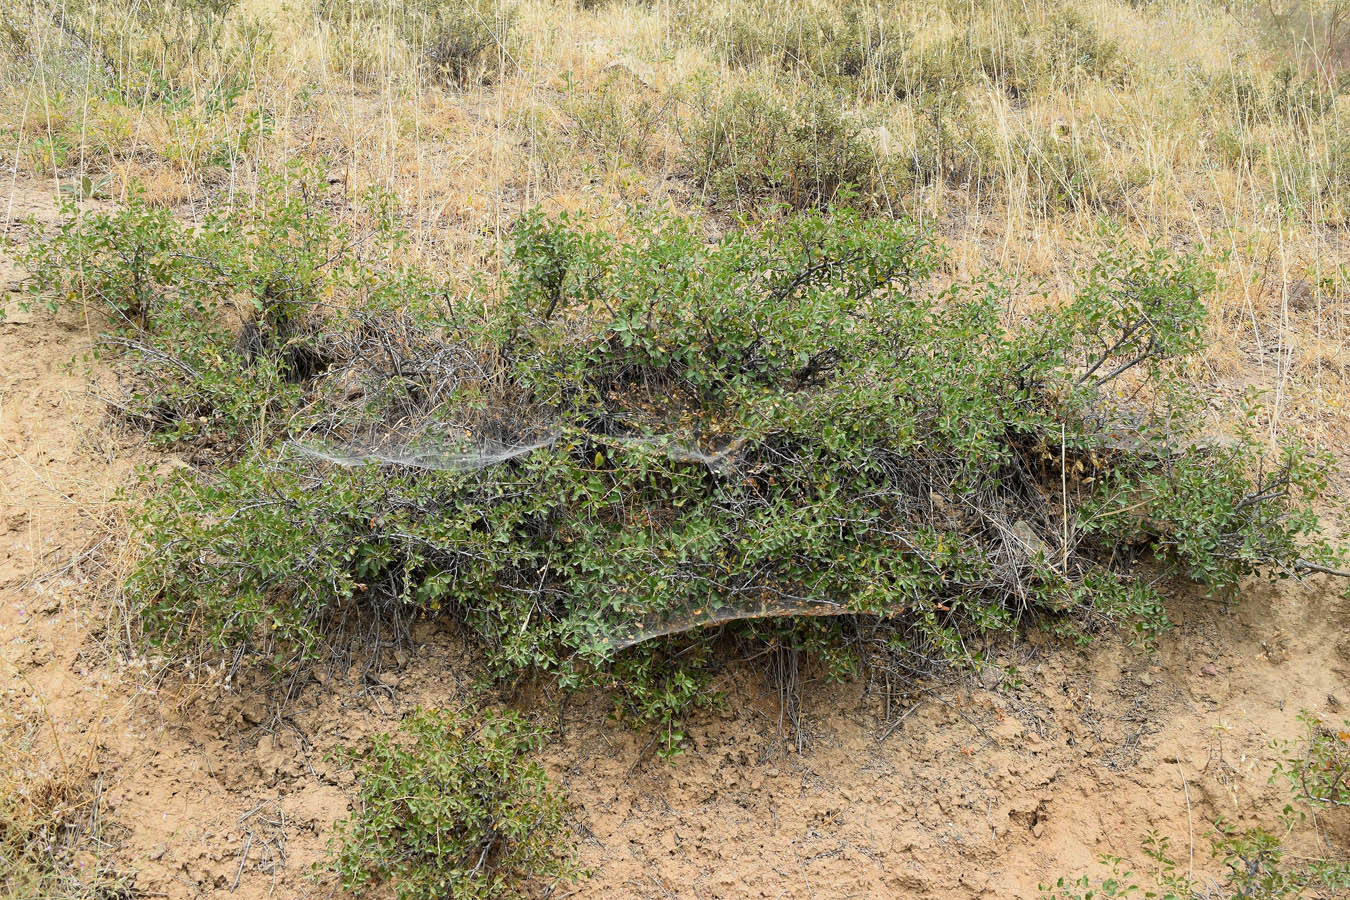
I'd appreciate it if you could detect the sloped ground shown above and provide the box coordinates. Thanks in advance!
[3,178,1348,899]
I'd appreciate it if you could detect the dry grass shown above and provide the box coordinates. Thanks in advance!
[4,1,1343,270]
[0,667,122,900]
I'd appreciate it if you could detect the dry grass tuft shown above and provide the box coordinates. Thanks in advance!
[0,673,124,900]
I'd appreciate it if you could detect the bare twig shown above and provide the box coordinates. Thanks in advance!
[232,832,253,891]
[1294,559,1350,578]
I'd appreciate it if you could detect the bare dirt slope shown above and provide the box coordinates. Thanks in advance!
[3,177,1348,899]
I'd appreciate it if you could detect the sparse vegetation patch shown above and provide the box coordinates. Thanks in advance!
[1043,716,1350,899]
[683,86,892,210]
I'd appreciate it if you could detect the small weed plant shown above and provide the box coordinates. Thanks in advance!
[1275,711,1350,809]
[327,708,577,900]
[0,694,127,900]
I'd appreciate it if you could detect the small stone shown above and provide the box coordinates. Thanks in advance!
[149,843,168,861]
[1201,664,1218,677]
[378,672,400,688]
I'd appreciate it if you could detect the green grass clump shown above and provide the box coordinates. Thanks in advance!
[328,708,577,900]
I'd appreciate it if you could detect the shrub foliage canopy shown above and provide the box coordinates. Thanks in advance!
[15,173,1342,738]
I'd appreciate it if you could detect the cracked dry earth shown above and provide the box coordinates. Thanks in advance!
[3,178,1349,899]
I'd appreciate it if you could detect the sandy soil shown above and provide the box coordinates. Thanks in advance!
[3,177,1348,899]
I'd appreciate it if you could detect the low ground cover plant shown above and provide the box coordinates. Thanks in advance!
[13,175,1345,747]
[327,707,577,900]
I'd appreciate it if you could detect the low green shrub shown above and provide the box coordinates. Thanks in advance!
[674,0,911,95]
[7,0,264,106]
[73,178,1338,748]
[564,71,669,169]
[683,86,891,210]
[669,0,799,68]
[779,5,910,99]
[1275,711,1350,809]
[604,642,719,759]
[903,108,1125,218]
[1198,68,1348,220]
[417,0,516,87]
[1043,830,1350,900]
[1037,8,1129,90]
[673,0,1126,100]
[1211,127,1264,172]
[327,708,578,900]
[1017,127,1118,215]
[11,166,410,445]
[1268,65,1341,128]
[1204,67,1341,132]
[903,96,999,192]
[1269,116,1350,220]
[17,171,1341,747]
[917,9,1126,101]
[318,0,516,87]
[0,0,271,180]
[1252,0,1350,72]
